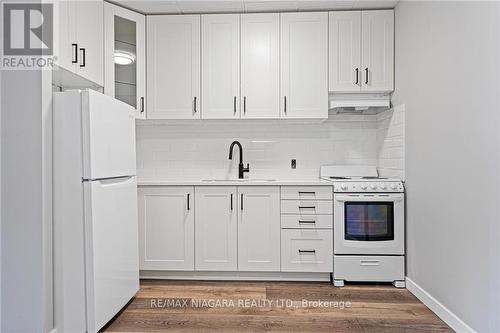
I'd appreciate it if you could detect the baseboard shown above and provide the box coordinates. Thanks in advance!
[141,270,331,282]
[405,277,475,333]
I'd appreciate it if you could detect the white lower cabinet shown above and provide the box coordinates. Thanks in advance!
[138,187,194,271]
[195,186,238,271]
[281,200,333,215]
[139,185,334,276]
[281,229,333,272]
[238,187,281,271]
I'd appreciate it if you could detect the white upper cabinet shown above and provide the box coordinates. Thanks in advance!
[241,14,280,119]
[329,10,394,93]
[75,0,104,86]
[201,14,240,119]
[104,2,146,119]
[280,12,328,119]
[329,11,362,92]
[54,0,104,87]
[361,10,394,92]
[195,187,238,271]
[138,187,195,271]
[238,187,281,271]
[54,1,76,73]
[147,15,201,119]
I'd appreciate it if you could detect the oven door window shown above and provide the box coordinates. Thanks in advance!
[344,202,394,241]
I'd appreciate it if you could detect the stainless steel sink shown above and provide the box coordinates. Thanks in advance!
[247,178,276,182]
[202,178,276,182]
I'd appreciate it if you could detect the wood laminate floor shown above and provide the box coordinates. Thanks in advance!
[102,280,452,333]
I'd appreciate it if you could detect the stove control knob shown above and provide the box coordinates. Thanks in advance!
[340,184,348,191]
[380,183,387,190]
[370,184,377,190]
[360,184,368,190]
[391,183,398,190]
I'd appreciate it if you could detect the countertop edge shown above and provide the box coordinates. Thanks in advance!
[137,180,334,186]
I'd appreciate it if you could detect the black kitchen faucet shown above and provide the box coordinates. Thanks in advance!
[228,141,250,179]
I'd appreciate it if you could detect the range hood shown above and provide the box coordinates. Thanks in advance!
[328,93,392,114]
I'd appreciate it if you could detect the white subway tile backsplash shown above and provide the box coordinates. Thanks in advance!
[377,105,406,180]
[136,111,405,181]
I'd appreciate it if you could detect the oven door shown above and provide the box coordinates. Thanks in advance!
[334,193,404,255]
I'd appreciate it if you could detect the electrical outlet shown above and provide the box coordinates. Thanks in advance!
[291,159,296,169]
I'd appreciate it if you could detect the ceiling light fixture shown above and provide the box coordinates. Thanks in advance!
[114,51,135,65]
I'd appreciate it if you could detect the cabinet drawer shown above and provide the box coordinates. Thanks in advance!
[281,229,333,272]
[281,186,332,200]
[281,215,332,229]
[281,200,332,215]
[334,255,404,282]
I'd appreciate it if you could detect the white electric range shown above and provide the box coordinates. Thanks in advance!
[320,165,406,288]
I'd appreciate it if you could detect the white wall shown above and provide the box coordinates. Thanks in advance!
[136,116,385,181]
[1,71,45,332]
[393,2,500,332]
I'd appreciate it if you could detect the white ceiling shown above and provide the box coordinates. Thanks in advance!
[109,0,399,15]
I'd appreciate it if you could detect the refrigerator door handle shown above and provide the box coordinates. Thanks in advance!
[84,176,135,185]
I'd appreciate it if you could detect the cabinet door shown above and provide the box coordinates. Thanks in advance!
[329,11,361,92]
[195,187,237,271]
[201,14,240,119]
[75,0,104,86]
[280,12,328,119]
[238,187,280,271]
[241,14,280,119]
[361,10,394,92]
[104,2,146,119]
[147,15,201,119]
[53,0,76,73]
[138,187,194,271]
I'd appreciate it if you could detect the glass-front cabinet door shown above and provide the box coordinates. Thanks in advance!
[104,2,146,118]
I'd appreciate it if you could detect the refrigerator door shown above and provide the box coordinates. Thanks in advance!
[83,176,139,332]
[82,90,136,180]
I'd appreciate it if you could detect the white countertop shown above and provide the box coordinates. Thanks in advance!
[137,179,333,186]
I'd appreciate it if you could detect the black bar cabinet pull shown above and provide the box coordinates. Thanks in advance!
[233,96,237,114]
[193,96,197,113]
[298,206,316,209]
[140,97,145,113]
[298,250,316,254]
[284,96,287,114]
[72,44,78,63]
[298,220,316,224]
[243,96,246,114]
[355,68,359,84]
[240,194,243,210]
[187,193,190,210]
[365,68,369,84]
[80,48,86,67]
[230,193,233,210]
[298,191,315,195]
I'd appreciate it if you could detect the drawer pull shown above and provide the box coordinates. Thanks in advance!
[360,260,380,266]
[298,220,316,224]
[298,206,316,209]
[298,250,316,254]
[298,191,315,194]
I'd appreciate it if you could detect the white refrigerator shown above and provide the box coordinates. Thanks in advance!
[53,90,139,333]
